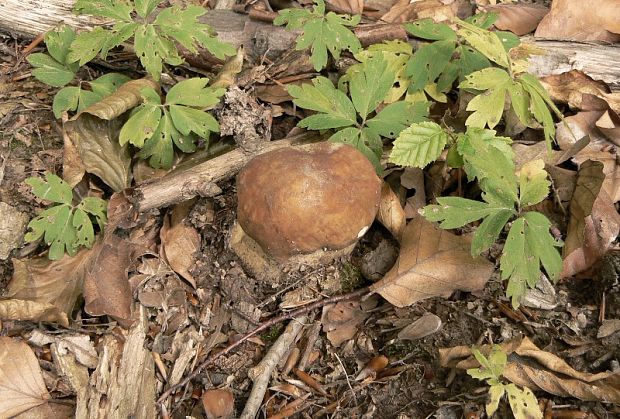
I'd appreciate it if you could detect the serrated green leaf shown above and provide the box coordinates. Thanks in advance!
[275,0,360,71]
[406,40,456,92]
[134,24,182,80]
[437,45,492,92]
[421,197,498,229]
[471,209,514,256]
[135,0,161,18]
[27,205,76,260]
[165,77,224,108]
[27,53,75,87]
[79,197,107,229]
[459,67,513,129]
[404,19,456,41]
[289,77,357,128]
[389,121,448,168]
[73,0,133,22]
[67,27,111,66]
[518,159,550,207]
[518,74,562,150]
[89,73,131,97]
[457,19,509,68]
[169,105,219,138]
[45,25,76,65]
[506,82,531,126]
[366,101,428,139]
[505,384,543,419]
[350,54,395,119]
[137,111,176,169]
[329,127,381,172]
[26,173,73,205]
[101,22,138,59]
[73,207,94,248]
[119,103,162,147]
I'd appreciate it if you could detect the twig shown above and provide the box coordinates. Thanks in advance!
[239,315,308,419]
[297,316,321,371]
[156,287,370,404]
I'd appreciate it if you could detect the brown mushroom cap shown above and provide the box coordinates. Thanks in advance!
[236,143,382,260]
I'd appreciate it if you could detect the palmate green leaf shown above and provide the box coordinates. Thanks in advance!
[456,18,510,68]
[518,73,562,149]
[135,0,161,18]
[79,197,108,229]
[165,77,225,108]
[101,22,138,59]
[459,68,513,129]
[134,24,183,81]
[389,121,448,168]
[501,212,562,307]
[350,55,395,119]
[329,127,382,172]
[137,110,177,169]
[404,19,456,41]
[518,159,550,207]
[25,173,73,205]
[67,27,111,66]
[366,100,428,139]
[27,205,77,260]
[289,77,357,129]
[45,25,76,65]
[169,105,219,138]
[505,384,543,419]
[468,346,506,383]
[119,101,162,147]
[437,45,491,92]
[275,0,361,71]
[27,53,75,87]
[89,73,131,97]
[74,0,133,22]
[405,40,456,92]
[52,87,100,118]
[73,207,94,248]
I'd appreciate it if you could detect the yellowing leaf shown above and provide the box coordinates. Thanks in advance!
[369,216,494,307]
[518,159,550,207]
[506,384,543,419]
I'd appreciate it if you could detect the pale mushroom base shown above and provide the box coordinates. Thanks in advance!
[229,222,356,284]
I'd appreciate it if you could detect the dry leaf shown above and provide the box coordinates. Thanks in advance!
[397,312,442,340]
[564,160,605,256]
[377,182,406,240]
[483,3,549,35]
[321,301,368,347]
[61,121,86,188]
[327,0,364,15]
[355,355,389,381]
[201,388,235,419]
[0,250,91,327]
[28,330,98,369]
[0,202,29,260]
[160,200,200,288]
[539,71,611,112]
[535,0,620,42]
[0,337,50,418]
[512,136,590,170]
[440,337,620,404]
[370,216,494,307]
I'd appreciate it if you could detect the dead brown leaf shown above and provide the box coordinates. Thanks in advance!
[327,0,364,15]
[564,160,605,257]
[355,355,389,381]
[397,312,442,340]
[534,0,620,42]
[512,136,590,170]
[377,182,406,241]
[482,3,549,35]
[201,388,235,419]
[0,337,50,418]
[440,336,620,404]
[321,300,368,347]
[381,0,461,24]
[0,250,91,327]
[370,216,494,307]
[61,121,86,188]
[539,71,611,112]
[160,199,200,288]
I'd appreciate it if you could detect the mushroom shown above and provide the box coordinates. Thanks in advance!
[230,142,382,282]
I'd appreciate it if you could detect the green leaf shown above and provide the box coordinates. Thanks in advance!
[487,384,506,417]
[403,19,456,41]
[406,40,456,92]
[365,101,428,139]
[506,82,531,126]
[289,77,357,129]
[27,53,75,87]
[79,197,107,229]
[518,74,562,149]
[459,68,513,129]
[135,0,161,18]
[155,5,236,60]
[165,77,225,108]
[73,0,133,22]
[518,159,550,207]
[25,173,73,205]
[349,54,395,119]
[52,87,80,118]
[275,0,361,71]
[134,24,183,80]
[467,346,506,383]
[137,111,177,169]
[89,73,131,97]
[496,30,520,51]
[437,45,491,92]
[119,103,162,147]
[67,27,111,66]
[45,25,76,65]
[457,18,510,68]
[169,104,219,138]
[465,13,498,29]
[500,212,562,307]
[471,209,513,256]
[101,22,138,59]
[329,127,381,172]
[505,384,542,419]
[421,197,498,229]
[73,207,94,248]
[389,121,448,168]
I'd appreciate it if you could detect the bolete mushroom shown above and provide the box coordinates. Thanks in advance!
[231,142,382,282]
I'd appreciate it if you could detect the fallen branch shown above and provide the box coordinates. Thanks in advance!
[156,287,370,405]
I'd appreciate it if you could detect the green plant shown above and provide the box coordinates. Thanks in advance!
[274,0,361,71]
[468,345,542,419]
[119,78,224,169]
[70,0,235,80]
[25,173,107,260]
[289,54,428,171]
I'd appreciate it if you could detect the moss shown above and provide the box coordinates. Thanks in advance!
[340,261,363,292]
[261,324,284,345]
[384,340,418,358]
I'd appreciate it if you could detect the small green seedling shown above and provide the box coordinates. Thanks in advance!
[467,345,542,419]
[25,173,107,260]
[274,0,361,71]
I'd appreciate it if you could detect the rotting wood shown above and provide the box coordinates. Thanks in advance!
[2,1,619,89]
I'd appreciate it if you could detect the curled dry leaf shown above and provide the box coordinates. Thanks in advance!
[201,388,235,419]
[160,199,201,288]
[535,0,620,42]
[0,249,91,327]
[370,216,494,307]
[64,78,158,192]
[482,3,549,35]
[512,136,590,170]
[539,71,611,112]
[440,336,620,404]
[321,301,369,347]
[381,0,460,24]
[377,182,406,240]
[355,355,389,381]
[397,312,442,340]
[327,0,364,15]
[0,337,50,418]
